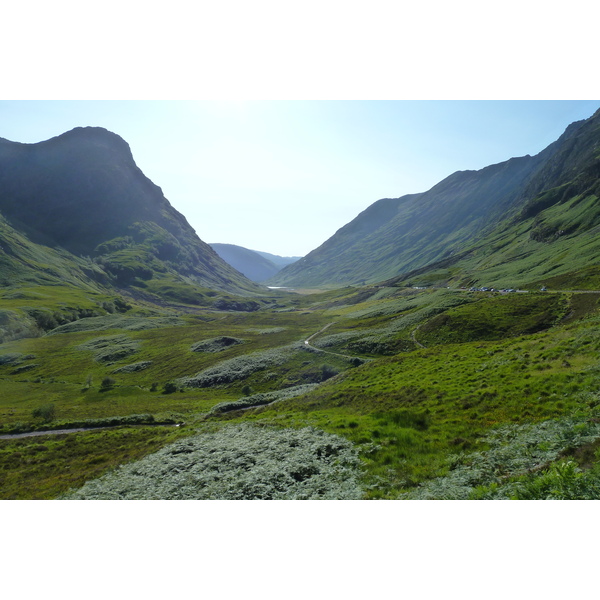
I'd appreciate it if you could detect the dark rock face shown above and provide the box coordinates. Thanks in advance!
[0,127,150,253]
[0,127,260,294]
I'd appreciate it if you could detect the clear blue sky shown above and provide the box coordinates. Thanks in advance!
[1,100,598,257]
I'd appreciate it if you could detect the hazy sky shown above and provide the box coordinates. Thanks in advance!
[1,100,598,257]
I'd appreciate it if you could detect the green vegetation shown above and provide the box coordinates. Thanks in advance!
[2,281,600,500]
[190,336,245,353]
[63,424,363,500]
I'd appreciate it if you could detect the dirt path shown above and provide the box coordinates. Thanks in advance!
[410,324,426,349]
[0,423,183,441]
[303,322,368,361]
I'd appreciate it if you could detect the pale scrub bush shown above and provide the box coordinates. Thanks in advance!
[113,361,152,373]
[178,344,302,388]
[405,414,600,500]
[190,336,245,353]
[208,384,320,415]
[63,424,364,500]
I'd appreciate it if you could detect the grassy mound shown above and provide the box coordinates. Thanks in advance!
[47,315,184,335]
[77,335,140,364]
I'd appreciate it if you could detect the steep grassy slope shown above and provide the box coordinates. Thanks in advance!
[386,114,600,290]
[270,110,600,289]
[0,128,261,297]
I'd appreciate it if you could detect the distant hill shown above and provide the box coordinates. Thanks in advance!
[210,243,301,282]
[0,127,263,300]
[253,250,301,269]
[269,109,600,290]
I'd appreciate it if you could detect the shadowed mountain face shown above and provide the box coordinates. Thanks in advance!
[269,110,600,289]
[0,127,261,295]
[210,243,301,282]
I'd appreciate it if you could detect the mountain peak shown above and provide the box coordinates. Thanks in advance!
[0,127,261,295]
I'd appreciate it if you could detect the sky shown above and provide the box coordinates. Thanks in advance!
[1,100,599,257]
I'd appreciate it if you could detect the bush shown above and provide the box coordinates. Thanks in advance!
[113,361,152,373]
[77,334,140,364]
[190,336,245,353]
[99,377,116,392]
[64,424,363,500]
[162,382,178,394]
[512,460,600,500]
[32,404,55,423]
[320,364,339,381]
[405,414,600,499]
[178,345,297,388]
[208,384,320,415]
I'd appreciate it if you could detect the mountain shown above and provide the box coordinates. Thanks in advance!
[0,127,262,299]
[210,243,300,282]
[253,250,301,269]
[269,109,600,289]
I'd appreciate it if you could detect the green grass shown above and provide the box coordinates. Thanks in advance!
[0,425,189,499]
[3,282,600,499]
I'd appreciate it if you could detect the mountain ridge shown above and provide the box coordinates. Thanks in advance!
[269,109,600,289]
[209,243,300,282]
[0,127,263,299]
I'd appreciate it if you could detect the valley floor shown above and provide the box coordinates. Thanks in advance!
[3,284,600,499]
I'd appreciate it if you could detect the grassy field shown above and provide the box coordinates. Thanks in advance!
[3,282,600,499]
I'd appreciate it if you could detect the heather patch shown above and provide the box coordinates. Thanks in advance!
[405,413,600,499]
[190,336,245,353]
[178,344,299,388]
[63,424,363,500]
[0,353,31,366]
[208,384,320,415]
[113,361,153,373]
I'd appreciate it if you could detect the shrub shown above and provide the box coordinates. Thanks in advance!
[512,460,600,500]
[162,382,178,394]
[63,424,363,500]
[77,335,140,364]
[32,404,55,423]
[99,377,116,392]
[178,345,297,388]
[49,316,183,335]
[113,361,153,373]
[405,414,600,500]
[190,336,245,353]
[208,384,320,415]
[320,364,339,381]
